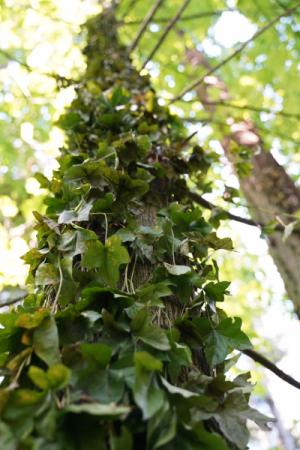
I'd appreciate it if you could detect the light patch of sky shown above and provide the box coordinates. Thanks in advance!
[213,11,257,48]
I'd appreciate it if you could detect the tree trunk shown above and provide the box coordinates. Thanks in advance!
[186,47,300,316]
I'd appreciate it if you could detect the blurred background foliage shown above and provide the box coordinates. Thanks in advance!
[1,0,300,448]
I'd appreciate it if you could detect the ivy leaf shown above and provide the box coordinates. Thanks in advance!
[215,393,274,449]
[82,236,130,287]
[163,263,191,276]
[59,227,98,257]
[137,281,173,306]
[16,309,49,329]
[204,281,231,302]
[57,112,81,130]
[204,318,252,366]
[35,263,59,286]
[161,377,197,398]
[0,421,17,450]
[33,317,60,367]
[131,309,170,351]
[134,352,165,420]
[58,200,93,224]
[134,352,162,372]
[110,426,133,450]
[65,403,131,417]
[28,366,49,390]
[80,343,112,369]
[47,364,71,390]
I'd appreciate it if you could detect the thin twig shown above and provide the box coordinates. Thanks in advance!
[170,2,300,103]
[181,99,300,121]
[140,0,191,71]
[189,191,261,227]
[179,130,198,147]
[122,9,236,25]
[189,191,300,234]
[128,0,165,53]
[182,115,300,146]
[243,348,300,390]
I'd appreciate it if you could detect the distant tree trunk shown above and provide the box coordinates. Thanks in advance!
[186,47,300,317]
[266,395,295,450]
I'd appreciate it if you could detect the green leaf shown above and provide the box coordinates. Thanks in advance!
[47,364,71,390]
[131,309,170,351]
[82,235,130,287]
[28,366,49,390]
[33,317,60,366]
[195,425,230,450]
[35,263,59,286]
[110,426,133,450]
[59,227,98,257]
[214,393,274,449]
[134,351,162,372]
[0,421,17,450]
[204,318,252,366]
[163,263,191,276]
[160,377,197,398]
[204,281,231,302]
[58,112,81,130]
[137,281,172,306]
[16,309,49,329]
[65,403,130,417]
[80,343,112,369]
[58,200,93,224]
[134,373,165,420]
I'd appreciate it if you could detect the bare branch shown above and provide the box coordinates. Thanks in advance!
[189,191,300,234]
[242,348,300,390]
[122,9,235,25]
[181,99,300,121]
[170,2,300,103]
[140,0,191,71]
[128,0,165,53]
[189,191,261,227]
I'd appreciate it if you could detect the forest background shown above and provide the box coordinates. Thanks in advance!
[1,0,300,448]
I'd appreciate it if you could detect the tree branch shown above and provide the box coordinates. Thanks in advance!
[140,0,191,71]
[189,191,300,234]
[242,348,300,390]
[189,191,262,227]
[122,9,236,25]
[182,99,300,121]
[128,0,165,53]
[170,2,300,103]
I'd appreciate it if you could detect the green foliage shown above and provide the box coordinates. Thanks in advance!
[0,5,272,450]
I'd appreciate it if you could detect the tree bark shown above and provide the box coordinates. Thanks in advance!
[185,47,300,317]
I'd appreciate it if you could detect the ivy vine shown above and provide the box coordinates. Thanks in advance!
[0,6,272,450]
